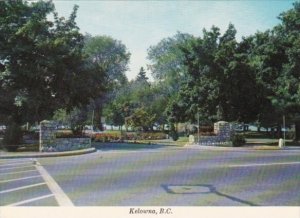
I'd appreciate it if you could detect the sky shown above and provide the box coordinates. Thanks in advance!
[52,0,295,80]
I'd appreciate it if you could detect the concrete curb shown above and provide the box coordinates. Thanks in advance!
[185,144,300,152]
[0,147,97,159]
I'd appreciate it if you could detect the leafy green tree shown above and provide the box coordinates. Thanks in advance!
[103,81,134,130]
[126,107,156,131]
[83,35,130,130]
[104,102,127,130]
[171,24,263,126]
[84,35,130,86]
[0,1,92,121]
[0,1,106,142]
[147,32,193,88]
[273,2,300,139]
[147,33,194,122]
[239,2,300,138]
[104,66,170,131]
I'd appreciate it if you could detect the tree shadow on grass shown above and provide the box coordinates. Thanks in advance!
[162,184,259,206]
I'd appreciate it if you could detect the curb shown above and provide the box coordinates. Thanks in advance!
[0,147,97,159]
[185,144,300,152]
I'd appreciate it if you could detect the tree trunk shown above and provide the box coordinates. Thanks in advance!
[271,128,275,138]
[294,121,300,141]
[277,123,282,139]
[257,125,261,132]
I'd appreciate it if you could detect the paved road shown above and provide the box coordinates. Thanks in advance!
[1,146,300,206]
[0,158,59,206]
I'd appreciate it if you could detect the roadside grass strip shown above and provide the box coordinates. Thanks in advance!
[6,194,55,206]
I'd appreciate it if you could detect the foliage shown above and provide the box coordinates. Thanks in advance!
[230,134,246,147]
[56,131,88,138]
[126,107,156,131]
[84,34,130,87]
[92,132,167,142]
[53,109,68,126]
[163,2,300,140]
[169,123,179,141]
[2,123,23,151]
[147,32,193,90]
[104,67,169,131]
[83,35,130,130]
[0,1,100,126]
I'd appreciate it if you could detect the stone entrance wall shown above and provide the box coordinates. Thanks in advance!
[39,120,91,152]
[198,121,233,145]
[39,120,56,152]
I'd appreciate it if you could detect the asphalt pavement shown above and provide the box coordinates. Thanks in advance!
[1,146,299,206]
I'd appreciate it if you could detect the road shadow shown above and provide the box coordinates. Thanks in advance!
[93,142,170,151]
[161,184,259,206]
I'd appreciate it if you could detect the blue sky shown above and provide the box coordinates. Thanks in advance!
[52,1,295,80]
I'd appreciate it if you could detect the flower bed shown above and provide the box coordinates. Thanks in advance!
[56,131,89,138]
[92,132,167,142]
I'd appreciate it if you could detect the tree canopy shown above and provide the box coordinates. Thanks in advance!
[0,0,101,125]
[1,0,299,140]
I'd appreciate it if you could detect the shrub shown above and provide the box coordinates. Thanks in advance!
[91,132,167,142]
[199,126,214,133]
[23,130,39,140]
[169,124,178,141]
[93,132,122,142]
[230,134,246,147]
[139,132,167,140]
[56,131,89,138]
[170,130,179,141]
[199,131,216,136]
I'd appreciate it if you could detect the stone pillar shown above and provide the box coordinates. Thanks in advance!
[214,121,232,140]
[189,135,195,144]
[278,138,284,148]
[39,120,56,152]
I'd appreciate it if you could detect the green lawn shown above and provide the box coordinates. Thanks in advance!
[242,131,299,147]
[130,136,189,147]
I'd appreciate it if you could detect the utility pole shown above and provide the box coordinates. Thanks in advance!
[91,110,95,132]
[197,110,200,144]
[283,115,286,146]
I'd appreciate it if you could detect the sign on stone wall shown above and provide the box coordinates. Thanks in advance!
[214,121,232,139]
[39,120,56,152]
[198,121,234,146]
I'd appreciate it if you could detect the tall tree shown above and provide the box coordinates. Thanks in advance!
[274,2,300,139]
[170,24,263,124]
[83,35,130,130]
[0,1,104,140]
